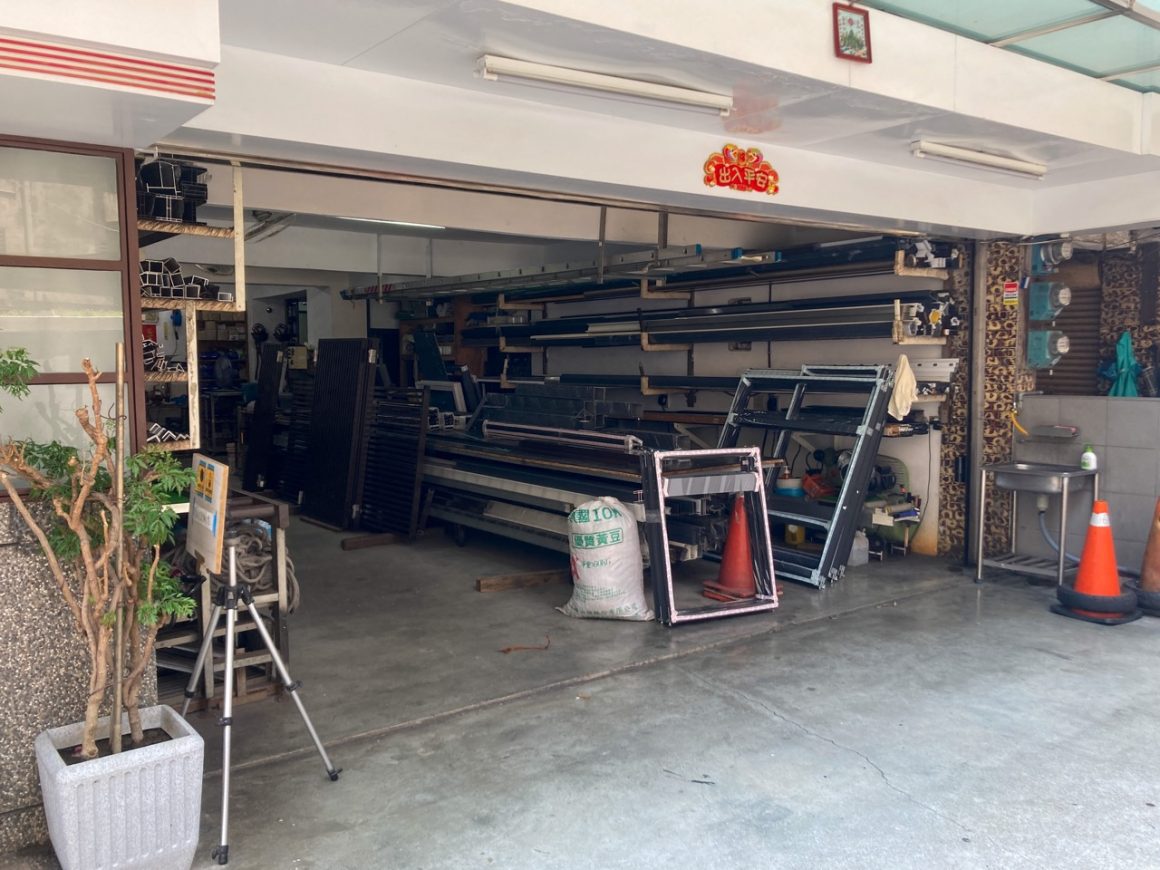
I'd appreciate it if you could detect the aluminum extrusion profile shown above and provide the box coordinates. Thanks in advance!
[717,365,893,587]
[642,447,779,626]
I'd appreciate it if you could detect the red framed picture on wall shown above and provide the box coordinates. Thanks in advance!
[833,3,872,63]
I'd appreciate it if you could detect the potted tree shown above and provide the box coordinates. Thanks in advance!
[0,352,204,870]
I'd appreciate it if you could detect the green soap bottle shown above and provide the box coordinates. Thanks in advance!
[1080,443,1097,471]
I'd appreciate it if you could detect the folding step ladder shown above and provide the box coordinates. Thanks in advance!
[717,365,894,587]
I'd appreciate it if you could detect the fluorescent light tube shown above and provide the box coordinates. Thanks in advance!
[341,217,445,230]
[910,140,1046,179]
[479,54,733,116]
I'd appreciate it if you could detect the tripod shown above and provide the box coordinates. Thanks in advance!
[181,539,340,865]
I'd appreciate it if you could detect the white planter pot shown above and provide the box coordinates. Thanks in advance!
[35,704,203,870]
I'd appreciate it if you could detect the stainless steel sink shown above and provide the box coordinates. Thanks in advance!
[977,461,1099,586]
[984,461,1092,494]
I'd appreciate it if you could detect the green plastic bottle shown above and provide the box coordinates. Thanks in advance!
[1080,443,1097,471]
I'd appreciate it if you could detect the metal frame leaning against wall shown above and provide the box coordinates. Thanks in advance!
[0,134,144,450]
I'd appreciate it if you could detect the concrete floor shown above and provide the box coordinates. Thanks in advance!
[6,521,1160,869]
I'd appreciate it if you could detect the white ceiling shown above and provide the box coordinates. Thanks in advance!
[218,0,1160,189]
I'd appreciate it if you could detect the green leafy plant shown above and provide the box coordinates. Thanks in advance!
[0,355,195,757]
[0,347,37,410]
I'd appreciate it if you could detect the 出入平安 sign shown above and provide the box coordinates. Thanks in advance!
[703,144,779,196]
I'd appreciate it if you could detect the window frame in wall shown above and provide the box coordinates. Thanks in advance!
[0,135,143,449]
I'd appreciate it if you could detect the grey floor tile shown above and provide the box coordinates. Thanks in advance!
[1104,446,1158,496]
[1106,398,1160,448]
[1059,396,1107,445]
[1103,492,1159,542]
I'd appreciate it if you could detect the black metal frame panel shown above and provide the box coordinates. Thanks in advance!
[717,365,893,588]
[301,339,377,530]
[277,365,314,504]
[641,447,778,626]
[243,344,285,491]
[360,387,430,539]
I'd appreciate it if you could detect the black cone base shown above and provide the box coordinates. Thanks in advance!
[1049,603,1143,626]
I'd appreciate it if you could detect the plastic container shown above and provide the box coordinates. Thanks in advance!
[848,530,869,567]
[1080,444,1097,471]
[775,477,805,498]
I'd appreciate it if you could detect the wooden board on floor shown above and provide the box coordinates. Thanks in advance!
[340,532,402,551]
[475,569,571,593]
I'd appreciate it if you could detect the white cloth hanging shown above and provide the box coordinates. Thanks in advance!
[888,353,918,420]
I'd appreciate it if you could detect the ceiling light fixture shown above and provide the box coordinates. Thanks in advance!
[341,217,445,230]
[479,54,733,116]
[910,140,1047,179]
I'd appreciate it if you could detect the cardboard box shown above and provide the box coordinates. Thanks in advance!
[287,346,309,369]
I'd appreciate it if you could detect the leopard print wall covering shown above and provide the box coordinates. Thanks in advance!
[980,241,1036,557]
[936,241,1030,559]
[1099,252,1159,363]
[937,255,971,558]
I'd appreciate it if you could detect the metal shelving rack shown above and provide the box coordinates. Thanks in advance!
[717,365,895,588]
[140,162,247,453]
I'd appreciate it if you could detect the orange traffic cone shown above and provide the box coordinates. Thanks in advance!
[1051,499,1141,625]
[703,494,756,602]
[1136,498,1160,616]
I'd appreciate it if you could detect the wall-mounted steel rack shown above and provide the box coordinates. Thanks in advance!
[460,291,957,351]
[341,238,960,305]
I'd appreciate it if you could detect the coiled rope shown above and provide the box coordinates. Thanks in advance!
[172,522,301,613]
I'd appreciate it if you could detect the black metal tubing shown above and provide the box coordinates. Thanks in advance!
[557,373,743,392]
[483,238,960,305]
[460,290,951,348]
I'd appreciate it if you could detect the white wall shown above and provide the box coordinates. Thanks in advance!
[245,285,303,378]
[2,0,219,65]
[306,285,366,344]
[174,45,1037,237]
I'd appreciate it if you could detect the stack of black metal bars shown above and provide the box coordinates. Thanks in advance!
[467,382,634,432]
[277,365,315,505]
[359,387,430,539]
[465,382,688,449]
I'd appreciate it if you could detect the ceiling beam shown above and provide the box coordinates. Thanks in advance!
[988,10,1118,47]
[1100,60,1160,80]
[1089,0,1160,30]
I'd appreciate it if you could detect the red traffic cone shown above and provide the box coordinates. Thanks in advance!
[1136,498,1160,616]
[1051,499,1140,625]
[704,494,756,602]
[1137,498,1160,594]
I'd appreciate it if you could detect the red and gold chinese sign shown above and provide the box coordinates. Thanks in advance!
[703,144,779,196]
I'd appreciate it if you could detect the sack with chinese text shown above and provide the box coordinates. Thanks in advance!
[558,497,653,621]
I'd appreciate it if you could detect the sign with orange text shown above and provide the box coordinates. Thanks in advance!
[703,144,779,196]
[187,453,229,574]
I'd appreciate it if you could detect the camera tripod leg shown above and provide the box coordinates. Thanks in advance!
[211,551,239,865]
[180,602,223,719]
[243,598,341,781]
[186,542,339,866]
